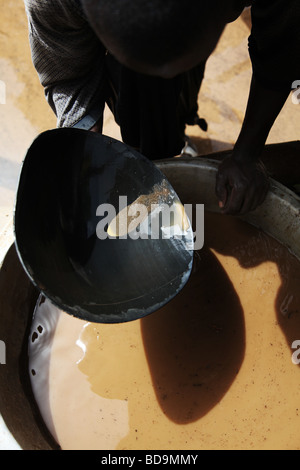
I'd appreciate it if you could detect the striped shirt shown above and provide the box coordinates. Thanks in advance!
[24,0,300,130]
[24,0,106,128]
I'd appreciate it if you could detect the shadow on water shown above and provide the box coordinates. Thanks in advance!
[140,213,246,424]
[141,211,300,424]
[206,213,300,366]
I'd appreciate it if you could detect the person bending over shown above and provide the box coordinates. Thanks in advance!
[24,0,300,215]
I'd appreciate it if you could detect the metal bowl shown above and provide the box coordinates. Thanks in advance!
[1,154,300,449]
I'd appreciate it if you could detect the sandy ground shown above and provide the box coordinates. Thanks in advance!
[0,3,299,235]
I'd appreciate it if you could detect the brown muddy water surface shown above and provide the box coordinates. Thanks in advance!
[28,212,300,450]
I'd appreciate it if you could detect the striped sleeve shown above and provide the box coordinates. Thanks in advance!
[24,0,106,128]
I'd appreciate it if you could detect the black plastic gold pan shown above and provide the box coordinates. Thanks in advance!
[14,129,194,323]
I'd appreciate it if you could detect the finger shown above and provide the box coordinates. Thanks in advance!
[250,193,262,212]
[241,184,259,214]
[247,177,269,213]
[258,177,270,206]
[241,174,269,214]
[222,181,246,215]
[215,171,228,209]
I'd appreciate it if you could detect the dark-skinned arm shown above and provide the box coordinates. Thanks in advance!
[215,75,290,215]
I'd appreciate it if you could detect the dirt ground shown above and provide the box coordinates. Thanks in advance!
[0,2,299,233]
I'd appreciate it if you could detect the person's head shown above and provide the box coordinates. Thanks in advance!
[81,0,245,77]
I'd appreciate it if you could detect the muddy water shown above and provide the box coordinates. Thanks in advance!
[29,212,300,450]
